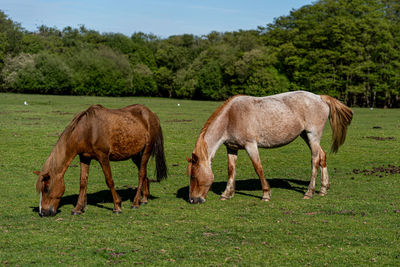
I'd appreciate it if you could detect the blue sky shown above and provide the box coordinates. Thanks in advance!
[1,0,314,38]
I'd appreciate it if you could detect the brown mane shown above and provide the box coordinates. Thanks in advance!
[62,104,104,138]
[199,95,242,138]
[194,95,242,159]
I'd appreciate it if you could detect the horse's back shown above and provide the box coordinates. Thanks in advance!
[77,104,159,160]
[224,91,329,148]
[231,91,328,124]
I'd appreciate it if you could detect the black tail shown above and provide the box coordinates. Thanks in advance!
[152,126,168,181]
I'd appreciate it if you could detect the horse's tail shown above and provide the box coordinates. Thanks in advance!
[320,95,353,153]
[152,125,168,181]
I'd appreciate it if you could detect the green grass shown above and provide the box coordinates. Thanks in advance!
[1,93,400,266]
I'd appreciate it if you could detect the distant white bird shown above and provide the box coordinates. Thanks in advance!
[177,103,180,106]
[24,101,28,105]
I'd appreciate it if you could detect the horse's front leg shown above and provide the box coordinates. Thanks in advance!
[99,156,122,213]
[245,143,271,201]
[72,155,91,215]
[221,148,238,200]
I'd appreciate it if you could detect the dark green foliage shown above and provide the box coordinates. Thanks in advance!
[0,11,22,68]
[1,52,72,94]
[131,63,157,96]
[196,60,224,99]
[68,47,133,96]
[1,1,400,106]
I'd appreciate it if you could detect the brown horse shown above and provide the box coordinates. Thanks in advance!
[35,104,167,216]
[187,91,352,204]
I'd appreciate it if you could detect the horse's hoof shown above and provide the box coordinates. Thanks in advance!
[303,195,313,199]
[261,197,270,202]
[140,202,148,206]
[113,210,122,214]
[319,188,328,196]
[220,196,228,201]
[131,205,139,209]
[71,211,82,215]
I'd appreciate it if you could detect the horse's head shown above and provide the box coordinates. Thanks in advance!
[34,170,65,217]
[186,153,214,204]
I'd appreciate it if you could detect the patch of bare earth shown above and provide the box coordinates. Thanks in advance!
[352,165,400,177]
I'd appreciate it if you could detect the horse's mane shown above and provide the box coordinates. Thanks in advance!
[62,104,104,138]
[36,104,105,193]
[194,95,241,159]
[199,95,241,138]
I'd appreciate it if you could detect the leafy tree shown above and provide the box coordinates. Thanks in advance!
[131,63,157,96]
[154,66,174,97]
[67,46,132,96]
[0,11,22,68]
[1,52,72,94]
[196,60,224,99]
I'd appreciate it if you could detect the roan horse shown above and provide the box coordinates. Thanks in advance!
[187,91,353,204]
[35,104,167,216]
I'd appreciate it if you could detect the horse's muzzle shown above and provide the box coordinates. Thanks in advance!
[189,197,206,204]
[39,208,56,217]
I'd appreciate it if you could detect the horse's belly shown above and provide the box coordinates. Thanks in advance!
[256,123,302,148]
[257,133,299,148]
[109,131,146,161]
[109,146,143,161]
[226,120,303,149]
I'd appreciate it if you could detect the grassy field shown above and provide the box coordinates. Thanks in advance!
[1,93,400,266]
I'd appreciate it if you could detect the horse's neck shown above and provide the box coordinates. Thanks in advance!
[44,135,76,176]
[195,116,227,163]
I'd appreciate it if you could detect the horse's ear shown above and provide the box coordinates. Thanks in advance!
[33,170,40,176]
[191,153,199,164]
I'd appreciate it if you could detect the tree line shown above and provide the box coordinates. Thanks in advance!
[1,0,400,107]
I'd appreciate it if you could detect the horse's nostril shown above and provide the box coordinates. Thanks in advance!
[189,197,205,204]
[39,209,55,217]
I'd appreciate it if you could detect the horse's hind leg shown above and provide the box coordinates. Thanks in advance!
[141,177,149,205]
[319,147,330,196]
[131,157,149,205]
[133,155,150,206]
[301,132,321,199]
[245,142,271,201]
[221,148,238,200]
[99,157,122,213]
[132,150,151,209]
[72,155,91,215]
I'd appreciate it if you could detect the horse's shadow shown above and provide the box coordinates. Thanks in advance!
[176,178,309,201]
[31,187,158,214]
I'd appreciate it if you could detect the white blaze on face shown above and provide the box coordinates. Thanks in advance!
[188,175,191,201]
[39,191,43,213]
